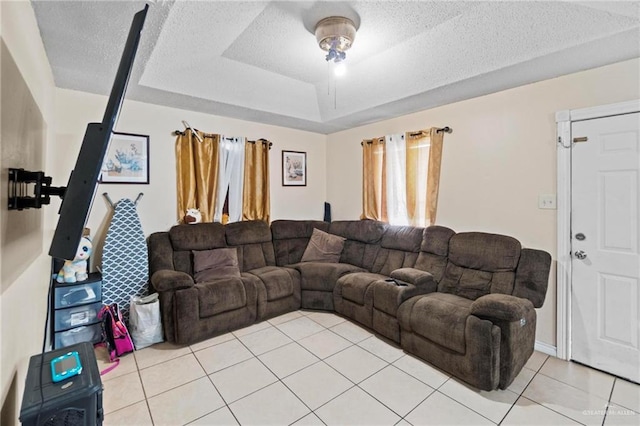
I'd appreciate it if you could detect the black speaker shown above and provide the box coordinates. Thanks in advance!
[20,342,103,426]
[323,202,331,222]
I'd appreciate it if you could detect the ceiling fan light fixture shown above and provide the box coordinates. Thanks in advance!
[315,16,357,55]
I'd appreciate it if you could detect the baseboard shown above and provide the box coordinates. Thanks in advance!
[535,341,557,357]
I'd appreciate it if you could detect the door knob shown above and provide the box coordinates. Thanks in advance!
[575,250,587,260]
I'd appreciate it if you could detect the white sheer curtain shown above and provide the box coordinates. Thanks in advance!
[214,136,245,223]
[385,133,409,226]
[412,135,430,226]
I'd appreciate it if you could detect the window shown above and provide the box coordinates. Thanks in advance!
[362,128,445,226]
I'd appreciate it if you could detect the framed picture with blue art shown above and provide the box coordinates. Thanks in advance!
[99,132,149,184]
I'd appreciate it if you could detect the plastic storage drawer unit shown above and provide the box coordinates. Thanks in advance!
[54,324,102,349]
[54,273,102,309]
[20,341,103,426]
[54,302,102,332]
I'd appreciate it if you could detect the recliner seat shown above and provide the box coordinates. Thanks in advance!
[397,232,550,390]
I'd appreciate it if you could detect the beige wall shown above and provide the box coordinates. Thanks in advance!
[0,1,56,422]
[326,58,640,347]
[52,89,327,266]
[1,2,638,418]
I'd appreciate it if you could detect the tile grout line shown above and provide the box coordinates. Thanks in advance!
[441,389,499,425]
[132,351,157,425]
[111,328,397,423]
[236,314,383,423]
[355,379,419,421]
[400,386,437,424]
[111,314,599,426]
[508,395,585,426]
[191,343,243,426]
[532,369,612,405]
[519,367,600,425]
[206,315,444,423]
[232,319,322,420]
[602,378,617,426]
[261,321,392,425]
[100,353,153,422]
[303,325,401,418]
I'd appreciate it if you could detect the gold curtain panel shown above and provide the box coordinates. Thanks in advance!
[176,130,271,223]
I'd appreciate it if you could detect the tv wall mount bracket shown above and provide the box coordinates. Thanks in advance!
[8,168,66,210]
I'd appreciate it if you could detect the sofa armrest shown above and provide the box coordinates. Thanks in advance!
[470,293,537,390]
[390,268,436,292]
[151,270,194,292]
[470,293,534,323]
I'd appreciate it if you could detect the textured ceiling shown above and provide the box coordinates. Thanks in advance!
[32,1,640,134]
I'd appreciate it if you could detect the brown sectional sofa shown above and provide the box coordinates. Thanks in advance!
[148,219,551,391]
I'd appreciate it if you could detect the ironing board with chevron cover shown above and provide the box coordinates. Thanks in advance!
[102,196,148,325]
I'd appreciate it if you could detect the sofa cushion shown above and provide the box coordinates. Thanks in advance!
[193,248,241,283]
[370,225,423,275]
[196,277,247,317]
[337,272,387,305]
[439,263,493,300]
[448,232,521,271]
[381,225,424,252]
[328,220,386,270]
[414,226,456,282]
[168,223,229,275]
[247,266,297,301]
[271,220,330,266]
[301,228,346,263]
[328,220,386,243]
[225,220,272,245]
[293,262,366,292]
[438,232,522,298]
[420,225,456,256]
[169,223,227,251]
[409,293,473,354]
[271,220,330,240]
[235,243,276,272]
[225,220,276,271]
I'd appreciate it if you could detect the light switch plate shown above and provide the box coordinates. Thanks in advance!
[538,194,557,209]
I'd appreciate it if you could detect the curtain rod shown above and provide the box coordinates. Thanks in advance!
[361,126,452,145]
[173,129,211,140]
[173,131,272,149]
[409,126,453,136]
[179,120,203,142]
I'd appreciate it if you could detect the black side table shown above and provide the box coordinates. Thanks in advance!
[20,342,103,426]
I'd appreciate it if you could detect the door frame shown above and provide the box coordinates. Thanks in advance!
[555,99,640,360]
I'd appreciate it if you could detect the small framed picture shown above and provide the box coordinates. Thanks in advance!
[282,150,306,186]
[99,132,149,184]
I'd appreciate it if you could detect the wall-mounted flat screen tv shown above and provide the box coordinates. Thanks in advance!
[49,5,148,260]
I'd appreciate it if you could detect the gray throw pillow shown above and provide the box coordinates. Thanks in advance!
[301,228,346,263]
[192,248,241,283]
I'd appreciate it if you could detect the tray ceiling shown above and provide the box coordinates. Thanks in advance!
[32,1,640,134]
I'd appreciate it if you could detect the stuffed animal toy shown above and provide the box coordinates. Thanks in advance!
[184,208,202,224]
[56,236,92,283]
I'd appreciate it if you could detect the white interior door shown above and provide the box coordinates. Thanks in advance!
[571,112,640,383]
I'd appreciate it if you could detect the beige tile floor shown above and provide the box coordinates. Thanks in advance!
[97,310,640,425]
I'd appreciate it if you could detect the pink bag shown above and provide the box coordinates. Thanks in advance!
[99,303,134,362]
